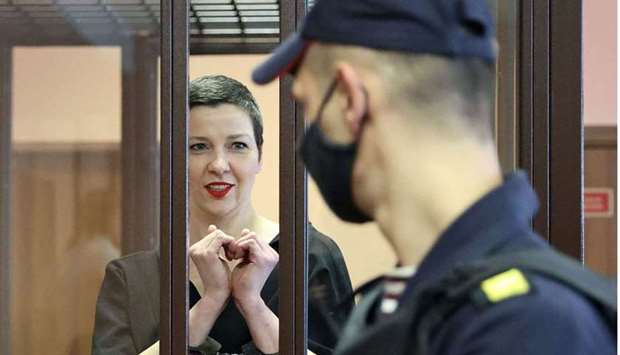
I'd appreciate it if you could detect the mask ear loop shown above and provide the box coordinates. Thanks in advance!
[295,77,340,152]
[355,86,370,141]
[313,77,339,125]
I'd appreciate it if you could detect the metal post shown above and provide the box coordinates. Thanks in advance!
[160,0,190,353]
[0,45,12,355]
[518,0,551,240]
[496,1,518,173]
[518,0,584,259]
[279,0,308,353]
[548,0,584,260]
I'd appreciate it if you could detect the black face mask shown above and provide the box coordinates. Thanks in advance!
[298,78,372,223]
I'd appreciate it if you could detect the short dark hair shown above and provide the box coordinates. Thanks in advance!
[189,75,264,156]
[306,44,494,141]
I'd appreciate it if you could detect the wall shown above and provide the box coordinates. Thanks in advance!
[583,0,617,126]
[12,47,122,142]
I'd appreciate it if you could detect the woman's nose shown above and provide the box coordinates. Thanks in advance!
[207,153,230,175]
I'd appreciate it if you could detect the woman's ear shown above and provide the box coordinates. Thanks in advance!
[335,63,367,137]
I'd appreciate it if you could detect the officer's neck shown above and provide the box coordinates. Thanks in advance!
[374,124,502,267]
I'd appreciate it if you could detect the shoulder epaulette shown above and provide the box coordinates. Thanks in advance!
[479,268,531,303]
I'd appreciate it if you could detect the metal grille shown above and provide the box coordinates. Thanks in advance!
[0,0,280,44]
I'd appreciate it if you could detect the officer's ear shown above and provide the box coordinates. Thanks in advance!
[335,63,366,137]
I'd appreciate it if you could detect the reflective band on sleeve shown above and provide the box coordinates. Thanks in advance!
[480,268,530,303]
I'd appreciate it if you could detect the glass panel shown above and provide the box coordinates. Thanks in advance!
[306,181,389,348]
[2,3,162,354]
[186,55,280,354]
[11,46,123,355]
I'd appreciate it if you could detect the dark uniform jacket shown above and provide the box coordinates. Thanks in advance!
[335,172,615,355]
[92,225,353,355]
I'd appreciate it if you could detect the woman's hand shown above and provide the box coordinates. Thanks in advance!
[230,229,279,306]
[188,225,236,347]
[189,225,234,305]
[230,229,279,353]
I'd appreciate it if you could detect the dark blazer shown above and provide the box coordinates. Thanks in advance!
[92,226,353,355]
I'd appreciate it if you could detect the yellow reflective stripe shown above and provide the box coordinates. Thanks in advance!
[480,268,530,303]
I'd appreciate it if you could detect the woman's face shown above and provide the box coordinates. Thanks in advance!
[188,104,261,219]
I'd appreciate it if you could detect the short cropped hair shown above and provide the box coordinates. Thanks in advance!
[189,75,264,156]
[305,44,494,141]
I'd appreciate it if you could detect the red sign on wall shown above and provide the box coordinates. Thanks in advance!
[584,188,614,218]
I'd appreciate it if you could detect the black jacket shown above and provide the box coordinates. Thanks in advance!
[92,225,353,355]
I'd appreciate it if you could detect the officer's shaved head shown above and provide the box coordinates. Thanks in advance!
[304,43,494,142]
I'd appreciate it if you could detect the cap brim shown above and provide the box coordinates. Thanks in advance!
[252,33,308,85]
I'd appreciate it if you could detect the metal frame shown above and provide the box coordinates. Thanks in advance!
[278,0,308,353]
[293,3,308,353]
[0,45,12,355]
[495,1,518,173]
[548,0,584,259]
[0,1,281,45]
[6,37,274,56]
[518,0,584,259]
[518,0,547,236]
[0,1,281,55]
[121,34,160,254]
[160,0,190,354]
[189,42,276,55]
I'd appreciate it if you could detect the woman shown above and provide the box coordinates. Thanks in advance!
[92,75,353,355]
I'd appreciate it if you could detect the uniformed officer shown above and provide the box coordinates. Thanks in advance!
[252,0,616,354]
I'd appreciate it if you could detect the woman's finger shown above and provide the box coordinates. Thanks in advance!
[225,241,246,260]
[201,230,233,254]
[235,239,264,262]
[235,232,267,251]
[209,231,235,250]
[199,227,222,248]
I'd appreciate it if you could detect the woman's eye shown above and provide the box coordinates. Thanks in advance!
[231,142,249,150]
[189,143,208,151]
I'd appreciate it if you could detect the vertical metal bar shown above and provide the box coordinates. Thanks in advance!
[279,0,310,353]
[121,36,159,255]
[170,0,190,353]
[488,0,497,145]
[0,45,12,355]
[518,0,583,255]
[294,119,308,353]
[279,0,297,353]
[532,0,551,241]
[160,0,172,352]
[293,3,308,355]
[549,0,584,260]
[518,0,534,184]
[496,1,518,173]
[160,0,191,349]
[161,0,190,350]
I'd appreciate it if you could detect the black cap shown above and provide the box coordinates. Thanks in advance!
[252,0,496,85]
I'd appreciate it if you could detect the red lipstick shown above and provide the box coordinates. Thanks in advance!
[205,182,234,198]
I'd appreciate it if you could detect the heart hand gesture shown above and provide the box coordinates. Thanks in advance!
[230,229,279,306]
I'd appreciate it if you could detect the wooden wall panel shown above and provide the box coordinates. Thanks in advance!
[584,127,617,277]
[10,146,121,355]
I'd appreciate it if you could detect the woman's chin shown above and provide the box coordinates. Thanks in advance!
[200,202,236,219]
